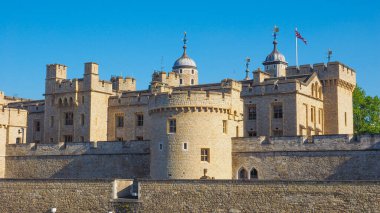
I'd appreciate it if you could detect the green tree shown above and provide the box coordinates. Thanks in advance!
[353,86,380,134]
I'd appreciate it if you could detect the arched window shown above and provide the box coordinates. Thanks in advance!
[311,84,315,97]
[238,168,248,180]
[250,168,258,179]
[318,87,322,99]
[63,98,68,107]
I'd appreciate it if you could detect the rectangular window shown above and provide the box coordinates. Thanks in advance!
[136,136,143,140]
[311,107,315,123]
[64,135,73,143]
[136,114,144,126]
[345,112,347,126]
[16,137,21,144]
[179,79,183,85]
[223,120,227,134]
[183,142,188,150]
[248,131,257,137]
[273,105,283,119]
[64,112,73,125]
[49,138,54,143]
[272,129,283,137]
[168,119,176,133]
[50,116,54,127]
[81,114,85,126]
[201,148,210,162]
[82,96,85,104]
[34,121,41,132]
[319,109,323,124]
[116,115,124,127]
[248,106,256,120]
[191,79,194,85]
[159,143,163,150]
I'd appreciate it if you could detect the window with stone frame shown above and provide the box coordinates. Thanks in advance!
[248,131,257,137]
[136,113,144,126]
[64,112,73,125]
[168,118,176,133]
[201,148,210,162]
[272,129,283,137]
[273,104,283,119]
[115,114,124,128]
[248,105,257,120]
[34,120,41,132]
[311,106,315,123]
[80,114,85,126]
[250,168,258,179]
[222,120,227,134]
[64,135,73,143]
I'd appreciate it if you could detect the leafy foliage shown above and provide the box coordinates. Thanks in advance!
[353,86,380,134]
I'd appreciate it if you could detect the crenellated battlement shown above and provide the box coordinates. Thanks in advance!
[109,92,150,106]
[285,62,356,87]
[5,140,150,156]
[232,134,380,153]
[54,78,82,93]
[148,90,233,112]
[151,71,179,88]
[111,76,136,92]
[46,64,67,80]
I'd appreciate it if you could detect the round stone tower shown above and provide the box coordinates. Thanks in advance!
[149,88,242,179]
[172,32,198,86]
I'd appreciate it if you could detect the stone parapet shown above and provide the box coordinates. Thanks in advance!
[5,140,150,156]
[232,134,380,152]
[148,90,232,112]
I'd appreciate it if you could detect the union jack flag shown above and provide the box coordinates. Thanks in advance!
[295,30,307,45]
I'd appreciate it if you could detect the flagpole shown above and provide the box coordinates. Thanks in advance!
[295,27,298,68]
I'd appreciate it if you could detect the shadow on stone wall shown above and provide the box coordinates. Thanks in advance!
[326,141,380,180]
[5,141,151,179]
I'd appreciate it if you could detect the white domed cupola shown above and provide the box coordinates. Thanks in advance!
[172,32,198,86]
[262,26,288,77]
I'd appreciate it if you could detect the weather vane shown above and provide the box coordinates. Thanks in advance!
[183,32,187,46]
[244,57,251,80]
[327,49,333,62]
[273,25,279,40]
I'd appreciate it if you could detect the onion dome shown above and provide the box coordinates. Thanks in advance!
[173,32,197,69]
[263,40,287,65]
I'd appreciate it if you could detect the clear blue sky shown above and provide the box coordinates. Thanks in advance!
[0,0,379,99]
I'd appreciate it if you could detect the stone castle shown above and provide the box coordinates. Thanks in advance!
[0,32,357,180]
[0,32,379,212]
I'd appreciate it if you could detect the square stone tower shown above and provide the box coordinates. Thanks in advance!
[314,62,356,134]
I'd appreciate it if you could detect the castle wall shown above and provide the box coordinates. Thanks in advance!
[232,135,380,180]
[0,179,378,212]
[0,179,114,213]
[26,105,44,143]
[4,141,150,179]
[108,93,150,141]
[132,180,380,212]
[243,93,298,136]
